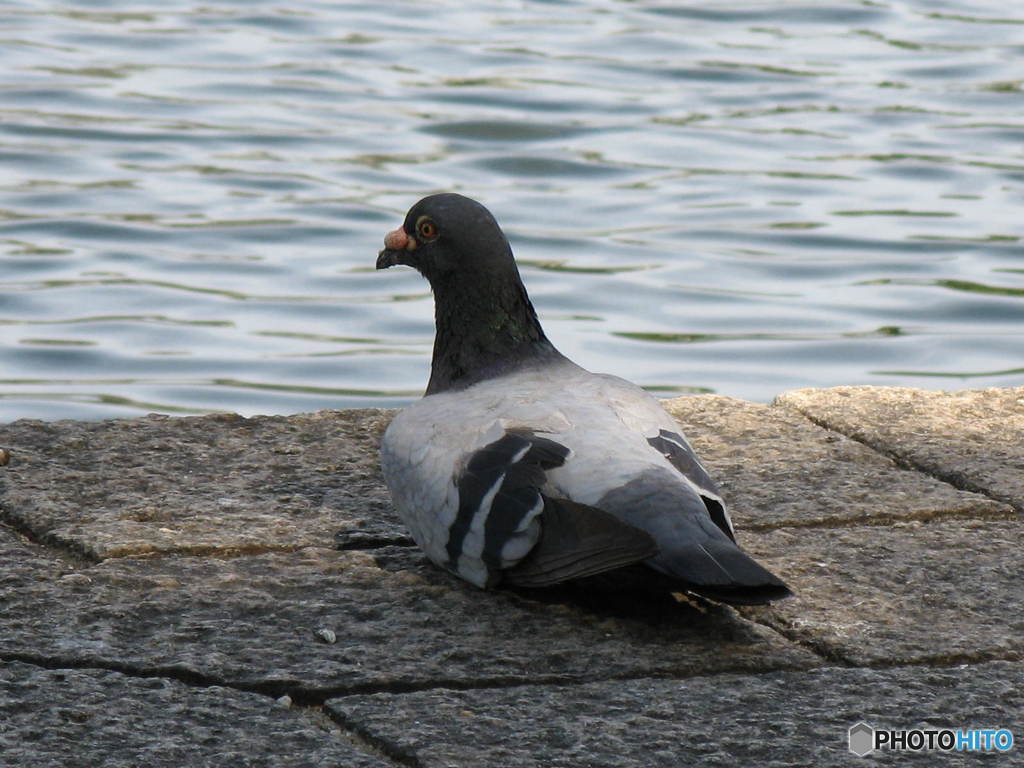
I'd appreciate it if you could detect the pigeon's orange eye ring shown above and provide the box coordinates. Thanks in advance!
[416,217,438,241]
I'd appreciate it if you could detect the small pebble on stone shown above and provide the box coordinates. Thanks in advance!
[314,628,337,644]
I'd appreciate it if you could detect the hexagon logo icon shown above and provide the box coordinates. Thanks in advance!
[848,722,875,757]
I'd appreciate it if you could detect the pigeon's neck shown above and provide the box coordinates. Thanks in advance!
[426,273,561,395]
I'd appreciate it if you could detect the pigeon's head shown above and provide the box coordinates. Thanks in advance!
[375,194,555,392]
[376,194,517,284]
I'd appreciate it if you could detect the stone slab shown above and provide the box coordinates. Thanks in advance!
[662,395,1012,529]
[775,386,1024,511]
[739,520,1023,666]
[327,661,1022,767]
[0,661,391,768]
[0,540,818,694]
[0,409,408,559]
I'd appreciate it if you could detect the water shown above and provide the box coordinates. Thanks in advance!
[1,0,1022,422]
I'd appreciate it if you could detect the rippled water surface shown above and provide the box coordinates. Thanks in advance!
[2,0,1022,421]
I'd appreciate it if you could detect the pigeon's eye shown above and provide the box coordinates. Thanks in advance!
[416,217,438,241]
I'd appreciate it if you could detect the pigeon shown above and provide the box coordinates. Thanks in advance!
[375,193,792,605]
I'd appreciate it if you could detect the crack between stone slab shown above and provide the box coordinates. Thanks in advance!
[0,520,417,566]
[320,708,425,768]
[0,651,415,768]
[736,611,859,667]
[0,647,811,706]
[777,403,1023,516]
[858,650,1024,669]
[335,535,416,551]
[82,541,417,567]
[302,705,420,768]
[0,515,319,567]
[3,539,414,568]
[100,543,321,561]
[0,515,98,568]
[740,504,1018,534]
[6,645,1017,766]
[0,647,822,768]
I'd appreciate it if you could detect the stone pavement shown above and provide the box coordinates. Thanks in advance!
[0,386,1021,767]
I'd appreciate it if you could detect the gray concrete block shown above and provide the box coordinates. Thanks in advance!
[327,661,1022,767]
[740,520,1024,665]
[775,386,1024,511]
[0,538,817,692]
[0,409,407,559]
[661,395,1012,529]
[0,661,390,768]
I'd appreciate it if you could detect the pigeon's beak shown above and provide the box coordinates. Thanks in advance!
[376,227,417,269]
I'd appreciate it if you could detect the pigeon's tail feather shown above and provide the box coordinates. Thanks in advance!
[650,537,792,606]
[595,470,791,605]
